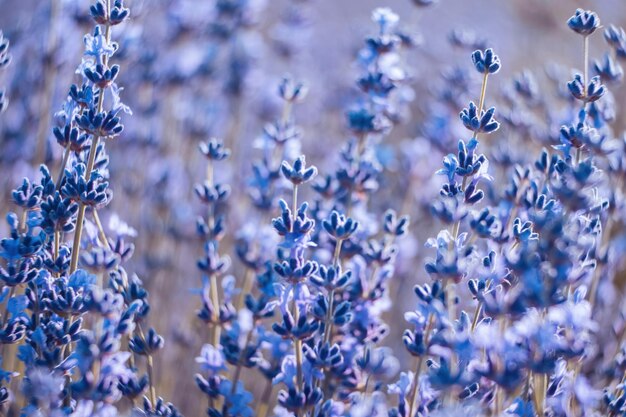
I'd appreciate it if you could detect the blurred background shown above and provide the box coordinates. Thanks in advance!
[0,0,625,415]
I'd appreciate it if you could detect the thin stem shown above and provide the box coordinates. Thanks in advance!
[471,279,492,332]
[92,210,111,250]
[146,349,157,404]
[323,290,336,345]
[445,69,490,321]
[20,209,28,233]
[312,239,344,405]
[614,370,626,399]
[294,305,304,390]
[470,301,483,332]
[203,155,222,345]
[288,182,304,391]
[445,283,457,325]
[255,379,274,417]
[494,317,509,415]
[206,159,214,188]
[210,273,221,346]
[356,133,366,157]
[495,385,503,416]
[236,268,254,311]
[290,182,304,389]
[407,314,434,417]
[532,312,548,415]
[323,239,343,343]
[290,295,305,402]
[363,374,372,394]
[589,202,617,308]
[292,185,298,226]
[282,101,292,126]
[450,176,468,245]
[332,239,342,268]
[53,230,60,266]
[138,325,157,405]
[477,71,489,116]
[533,374,548,416]
[69,12,112,274]
[69,138,98,273]
[583,35,589,99]
[55,143,71,190]
[229,329,253,405]
[502,203,522,239]
[445,175,468,323]
[346,133,367,217]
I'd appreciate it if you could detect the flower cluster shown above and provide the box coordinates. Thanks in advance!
[1,2,626,417]
[0,1,179,416]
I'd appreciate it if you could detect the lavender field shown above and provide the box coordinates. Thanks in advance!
[0,0,625,416]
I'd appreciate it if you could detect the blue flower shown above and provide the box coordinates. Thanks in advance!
[593,53,623,83]
[471,48,501,74]
[459,102,500,133]
[281,156,318,186]
[604,25,626,49]
[371,8,399,35]
[567,74,605,102]
[196,344,227,376]
[567,9,600,36]
[83,26,118,66]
